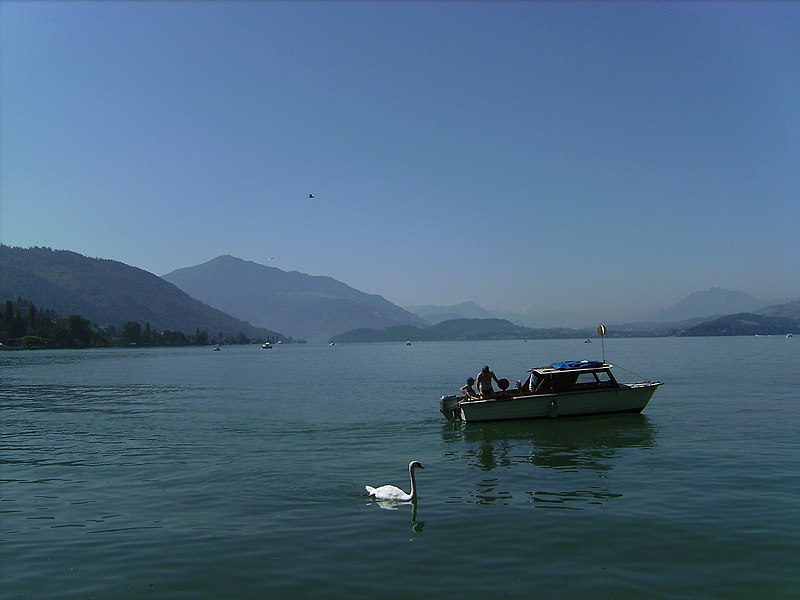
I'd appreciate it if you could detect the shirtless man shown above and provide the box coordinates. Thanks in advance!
[476,365,500,398]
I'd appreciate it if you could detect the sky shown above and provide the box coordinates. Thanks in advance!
[1,0,798,325]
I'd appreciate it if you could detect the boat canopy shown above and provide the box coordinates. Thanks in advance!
[550,360,605,370]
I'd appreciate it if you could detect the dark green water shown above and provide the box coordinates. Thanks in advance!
[2,337,798,598]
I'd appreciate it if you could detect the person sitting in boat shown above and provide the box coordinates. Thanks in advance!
[460,377,478,399]
[476,365,500,398]
[523,372,539,394]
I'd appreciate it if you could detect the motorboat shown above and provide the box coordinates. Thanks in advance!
[440,360,661,422]
[261,341,273,349]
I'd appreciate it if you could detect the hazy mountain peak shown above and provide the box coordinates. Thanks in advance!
[652,287,764,323]
[163,255,426,342]
[405,301,494,324]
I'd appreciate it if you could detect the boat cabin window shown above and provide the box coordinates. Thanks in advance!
[595,371,613,385]
[575,370,616,388]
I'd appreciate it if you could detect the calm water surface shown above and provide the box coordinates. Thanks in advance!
[2,337,798,598]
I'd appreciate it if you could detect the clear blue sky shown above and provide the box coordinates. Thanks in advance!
[2,1,798,324]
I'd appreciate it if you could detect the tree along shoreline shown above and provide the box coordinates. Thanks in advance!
[0,298,300,350]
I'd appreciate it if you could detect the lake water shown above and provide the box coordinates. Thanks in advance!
[2,337,798,599]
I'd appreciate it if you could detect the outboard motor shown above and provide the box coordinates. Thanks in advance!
[439,395,461,420]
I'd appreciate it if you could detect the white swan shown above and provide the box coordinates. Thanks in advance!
[365,461,425,502]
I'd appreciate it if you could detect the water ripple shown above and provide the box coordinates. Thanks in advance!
[1,340,798,598]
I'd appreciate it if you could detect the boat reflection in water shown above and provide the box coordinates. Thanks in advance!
[442,415,657,508]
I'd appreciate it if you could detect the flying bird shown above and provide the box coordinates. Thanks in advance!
[365,461,425,502]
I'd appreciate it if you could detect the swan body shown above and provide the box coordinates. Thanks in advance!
[365,461,424,502]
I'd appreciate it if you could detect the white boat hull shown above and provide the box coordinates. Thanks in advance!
[449,383,661,423]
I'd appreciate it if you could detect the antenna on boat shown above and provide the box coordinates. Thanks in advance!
[597,324,606,363]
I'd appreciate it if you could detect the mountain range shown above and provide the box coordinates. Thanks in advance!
[2,245,797,342]
[0,246,280,340]
[331,318,594,343]
[651,287,767,322]
[404,301,494,325]
[162,255,427,342]
[413,288,797,328]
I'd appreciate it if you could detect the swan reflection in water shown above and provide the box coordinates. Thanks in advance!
[371,499,426,534]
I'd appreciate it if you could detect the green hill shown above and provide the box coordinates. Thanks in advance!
[330,318,596,343]
[332,309,800,342]
[682,313,799,336]
[756,300,800,320]
[0,246,285,340]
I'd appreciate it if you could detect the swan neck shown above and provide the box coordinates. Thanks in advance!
[409,465,418,500]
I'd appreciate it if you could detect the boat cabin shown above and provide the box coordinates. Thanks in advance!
[524,361,619,395]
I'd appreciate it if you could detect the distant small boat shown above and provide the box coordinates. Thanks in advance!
[213,345,221,351]
[583,339,592,343]
[261,341,273,349]
[788,334,794,338]
[406,340,412,346]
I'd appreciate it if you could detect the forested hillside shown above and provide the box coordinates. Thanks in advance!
[0,246,286,341]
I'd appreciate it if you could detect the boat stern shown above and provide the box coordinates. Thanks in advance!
[440,395,461,420]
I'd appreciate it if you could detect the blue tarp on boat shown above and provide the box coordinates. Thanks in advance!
[551,360,604,370]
